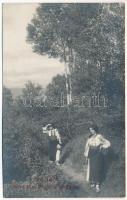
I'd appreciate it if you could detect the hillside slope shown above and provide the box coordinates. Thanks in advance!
[3,106,125,197]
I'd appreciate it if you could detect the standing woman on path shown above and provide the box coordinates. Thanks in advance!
[43,124,62,165]
[84,124,111,192]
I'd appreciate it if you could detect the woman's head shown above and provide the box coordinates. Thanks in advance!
[89,124,99,135]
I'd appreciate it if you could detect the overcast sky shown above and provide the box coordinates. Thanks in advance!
[3,3,65,89]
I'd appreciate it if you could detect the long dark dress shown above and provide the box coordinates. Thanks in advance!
[84,134,111,184]
[88,147,104,183]
[48,134,58,161]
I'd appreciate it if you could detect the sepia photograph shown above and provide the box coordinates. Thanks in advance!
[2,2,125,197]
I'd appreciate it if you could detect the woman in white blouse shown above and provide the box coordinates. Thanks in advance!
[43,124,62,165]
[84,124,111,192]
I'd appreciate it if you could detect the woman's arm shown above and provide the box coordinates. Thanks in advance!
[99,135,111,149]
[84,138,90,157]
[55,129,62,144]
[42,126,48,134]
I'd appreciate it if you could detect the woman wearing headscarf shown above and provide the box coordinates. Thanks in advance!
[43,124,62,165]
[84,124,111,192]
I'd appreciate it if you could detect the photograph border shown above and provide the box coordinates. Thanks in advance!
[0,0,126,199]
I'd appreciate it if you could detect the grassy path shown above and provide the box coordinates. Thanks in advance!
[58,162,102,197]
[59,163,85,183]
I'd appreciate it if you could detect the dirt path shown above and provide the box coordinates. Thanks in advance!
[59,163,85,183]
[58,162,100,197]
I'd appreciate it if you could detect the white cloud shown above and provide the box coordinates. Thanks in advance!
[3,3,65,88]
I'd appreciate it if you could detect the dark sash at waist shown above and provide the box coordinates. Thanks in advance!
[88,146,100,158]
[90,146,100,150]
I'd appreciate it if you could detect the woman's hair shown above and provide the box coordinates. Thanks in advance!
[46,124,54,130]
[89,124,99,133]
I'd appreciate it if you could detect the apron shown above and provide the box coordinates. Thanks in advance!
[48,130,58,161]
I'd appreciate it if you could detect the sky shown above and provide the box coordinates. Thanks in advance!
[3,3,65,89]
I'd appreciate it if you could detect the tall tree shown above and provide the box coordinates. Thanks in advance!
[27,3,124,106]
[27,4,103,104]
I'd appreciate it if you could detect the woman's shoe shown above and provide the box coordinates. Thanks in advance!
[56,161,60,166]
[95,184,101,193]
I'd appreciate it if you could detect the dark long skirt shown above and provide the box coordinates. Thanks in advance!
[49,140,58,161]
[89,148,104,184]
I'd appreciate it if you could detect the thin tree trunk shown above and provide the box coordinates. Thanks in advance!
[64,62,70,105]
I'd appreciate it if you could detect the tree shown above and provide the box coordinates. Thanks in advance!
[3,86,49,182]
[27,4,103,104]
[21,81,43,107]
[3,87,28,182]
[45,74,66,107]
[27,3,124,107]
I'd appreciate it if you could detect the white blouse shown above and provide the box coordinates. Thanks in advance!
[44,128,62,144]
[84,134,111,157]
